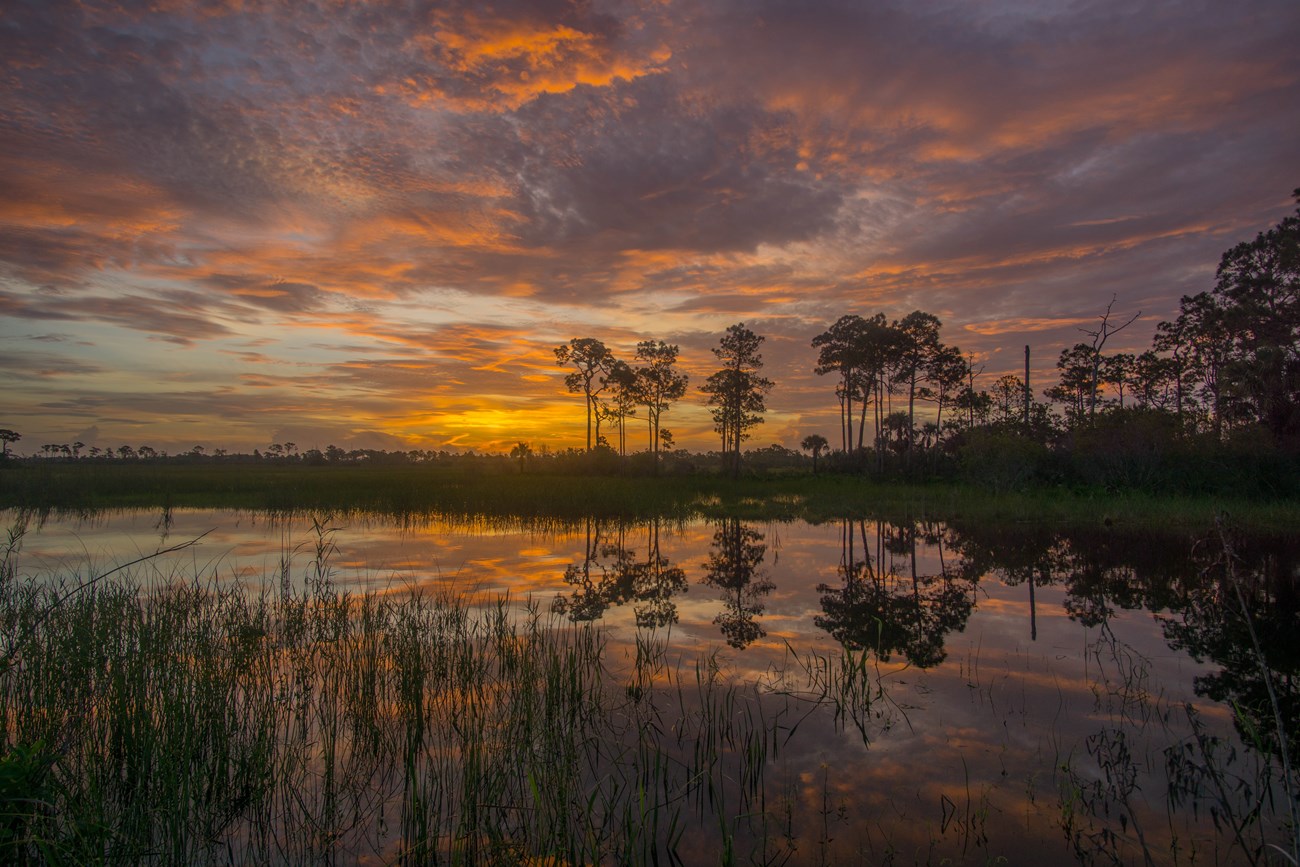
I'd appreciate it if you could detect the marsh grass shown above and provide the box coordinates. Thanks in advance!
[6,462,1300,531]
[0,521,890,865]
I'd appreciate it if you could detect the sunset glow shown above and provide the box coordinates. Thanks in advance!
[2,0,1297,453]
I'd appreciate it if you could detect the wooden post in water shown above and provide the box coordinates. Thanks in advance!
[1029,567,1038,641]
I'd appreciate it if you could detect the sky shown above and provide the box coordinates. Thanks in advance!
[1,0,1298,455]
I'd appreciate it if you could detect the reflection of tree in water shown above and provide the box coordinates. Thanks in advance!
[815,520,975,668]
[947,521,1201,632]
[951,519,1300,773]
[552,518,688,628]
[1051,530,1193,629]
[701,518,774,648]
[1159,531,1300,763]
[636,519,689,627]
[946,522,1058,639]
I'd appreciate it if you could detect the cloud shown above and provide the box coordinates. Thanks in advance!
[963,317,1097,337]
[416,1,669,108]
[1,0,1297,449]
[1,288,236,345]
[0,350,105,380]
[201,275,329,313]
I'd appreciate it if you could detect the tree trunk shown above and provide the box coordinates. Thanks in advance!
[586,394,594,451]
[1023,345,1031,432]
[857,389,868,452]
[907,371,916,453]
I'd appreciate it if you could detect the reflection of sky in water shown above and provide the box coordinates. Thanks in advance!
[5,508,1288,862]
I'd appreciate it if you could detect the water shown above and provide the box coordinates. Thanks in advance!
[4,508,1297,865]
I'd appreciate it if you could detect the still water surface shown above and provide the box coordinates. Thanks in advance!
[8,508,1298,865]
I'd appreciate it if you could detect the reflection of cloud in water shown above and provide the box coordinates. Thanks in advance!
[8,507,1296,862]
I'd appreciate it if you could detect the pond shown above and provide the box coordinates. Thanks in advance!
[2,508,1297,865]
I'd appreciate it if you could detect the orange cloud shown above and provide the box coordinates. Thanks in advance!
[415,11,670,109]
[962,317,1096,337]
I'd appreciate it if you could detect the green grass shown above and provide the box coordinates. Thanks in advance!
[3,461,1299,530]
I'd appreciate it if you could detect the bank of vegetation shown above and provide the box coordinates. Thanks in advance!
[4,460,1300,533]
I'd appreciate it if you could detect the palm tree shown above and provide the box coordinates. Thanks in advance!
[800,434,829,473]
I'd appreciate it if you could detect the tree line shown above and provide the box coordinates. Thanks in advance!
[547,187,1300,490]
[554,326,772,478]
[4,189,1296,492]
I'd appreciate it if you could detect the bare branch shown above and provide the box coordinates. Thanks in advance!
[1079,294,1142,353]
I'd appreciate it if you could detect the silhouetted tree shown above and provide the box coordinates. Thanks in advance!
[990,374,1028,425]
[1130,350,1182,412]
[633,340,688,471]
[555,338,618,452]
[923,344,969,438]
[952,354,991,429]
[509,441,533,472]
[1079,297,1142,418]
[0,429,20,457]
[813,314,872,452]
[1102,352,1136,409]
[881,411,910,454]
[701,324,772,478]
[602,360,639,456]
[1152,316,1196,418]
[800,434,828,473]
[1211,190,1300,444]
[1046,343,1100,426]
[1163,292,1232,438]
[893,311,943,452]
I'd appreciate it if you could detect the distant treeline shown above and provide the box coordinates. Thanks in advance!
[0,440,813,476]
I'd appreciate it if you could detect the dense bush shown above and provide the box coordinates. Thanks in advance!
[957,430,1049,493]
